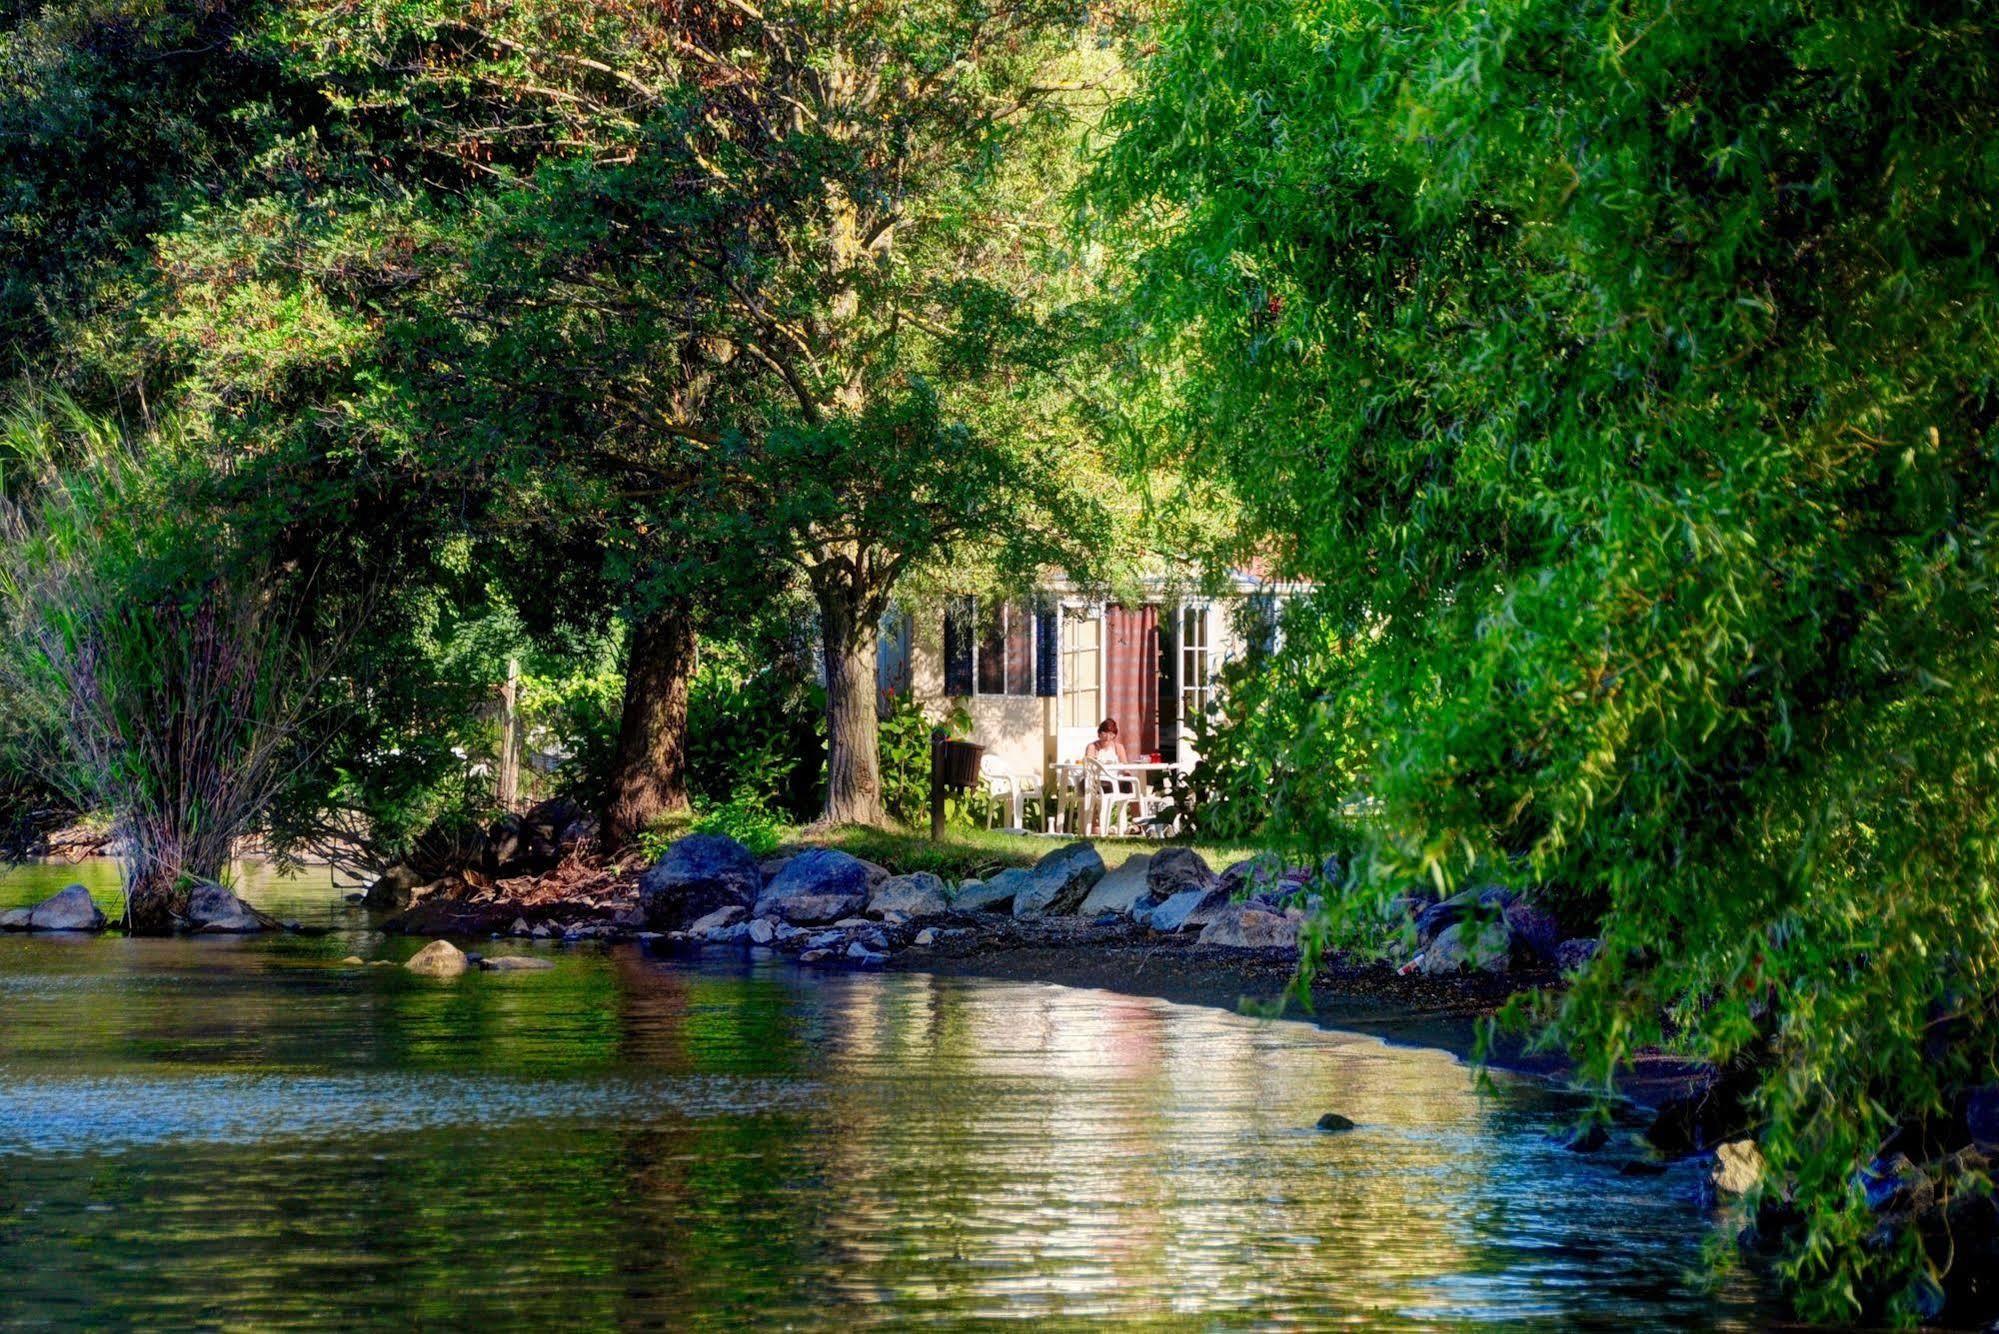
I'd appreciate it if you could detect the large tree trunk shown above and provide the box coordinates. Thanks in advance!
[818,584,886,827]
[604,607,697,848]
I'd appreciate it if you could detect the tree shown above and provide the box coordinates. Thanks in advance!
[1093,0,1999,1320]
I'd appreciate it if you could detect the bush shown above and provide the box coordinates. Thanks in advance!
[687,798,788,858]
[0,396,329,930]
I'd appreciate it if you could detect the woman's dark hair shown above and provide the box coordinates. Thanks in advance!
[1097,718,1119,735]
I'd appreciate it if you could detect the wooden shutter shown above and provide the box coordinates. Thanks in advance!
[943,596,975,697]
[1034,600,1060,698]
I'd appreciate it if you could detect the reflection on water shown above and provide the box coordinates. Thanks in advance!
[0,862,1771,1327]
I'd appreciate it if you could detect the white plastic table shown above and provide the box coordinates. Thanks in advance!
[1050,761,1179,836]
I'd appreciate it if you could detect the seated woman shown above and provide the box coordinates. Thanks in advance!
[1082,718,1136,835]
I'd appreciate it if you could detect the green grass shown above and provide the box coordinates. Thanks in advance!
[780,822,1263,885]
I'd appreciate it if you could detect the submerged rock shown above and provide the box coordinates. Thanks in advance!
[339,955,366,966]
[868,872,950,919]
[405,939,469,977]
[1316,1112,1356,1132]
[479,955,556,972]
[1013,842,1107,918]
[639,834,762,930]
[186,882,267,934]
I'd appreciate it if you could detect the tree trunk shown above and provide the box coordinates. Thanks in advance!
[124,865,182,935]
[819,585,886,827]
[604,607,696,848]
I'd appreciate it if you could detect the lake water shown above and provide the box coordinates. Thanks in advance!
[0,860,1771,1327]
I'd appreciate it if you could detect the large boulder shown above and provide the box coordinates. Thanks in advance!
[1078,855,1153,916]
[0,908,29,931]
[757,848,871,907]
[185,882,268,934]
[405,939,469,977]
[765,891,868,926]
[1414,884,1515,946]
[1503,902,1561,962]
[1013,842,1107,918]
[639,834,762,930]
[1144,885,1228,933]
[954,870,1028,914]
[13,884,107,933]
[869,872,951,920]
[1418,920,1508,975]
[1150,847,1218,900]
[1196,904,1300,950]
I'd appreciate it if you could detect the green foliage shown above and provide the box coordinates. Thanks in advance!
[684,642,826,823]
[687,800,789,861]
[1093,0,1999,1319]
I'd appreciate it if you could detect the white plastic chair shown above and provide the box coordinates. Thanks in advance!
[979,755,1041,831]
[1080,757,1139,836]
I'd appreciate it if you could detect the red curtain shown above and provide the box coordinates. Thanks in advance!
[1103,604,1159,757]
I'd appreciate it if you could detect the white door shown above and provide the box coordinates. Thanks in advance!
[1056,603,1104,762]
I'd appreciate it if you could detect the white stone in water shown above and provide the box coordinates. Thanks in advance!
[480,955,556,972]
[914,927,938,946]
[405,939,468,977]
[748,918,777,945]
[1711,1140,1763,1195]
[510,917,531,936]
[339,956,366,966]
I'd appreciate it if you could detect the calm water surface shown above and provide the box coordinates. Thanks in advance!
[0,860,1771,1328]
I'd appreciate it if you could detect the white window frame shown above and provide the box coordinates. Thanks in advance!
[1179,602,1215,733]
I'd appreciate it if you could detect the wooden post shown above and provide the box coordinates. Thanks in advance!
[497,656,521,810]
[929,727,948,841]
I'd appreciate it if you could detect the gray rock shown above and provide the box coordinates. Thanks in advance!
[480,955,556,972]
[1419,920,1509,975]
[405,939,469,977]
[1554,937,1599,972]
[339,955,366,966]
[845,941,887,966]
[638,834,762,930]
[763,892,866,926]
[1150,847,1218,899]
[799,948,834,963]
[1145,885,1228,933]
[687,904,747,936]
[14,884,106,932]
[868,872,951,919]
[748,917,777,945]
[509,917,531,937]
[1196,904,1300,950]
[1078,855,1153,916]
[1413,884,1515,946]
[832,917,872,929]
[1316,1112,1356,1132]
[855,859,892,888]
[1504,902,1562,962]
[759,848,872,905]
[186,882,266,934]
[954,869,1029,914]
[0,908,29,931]
[914,927,938,946]
[1013,842,1107,918]
[807,930,845,950]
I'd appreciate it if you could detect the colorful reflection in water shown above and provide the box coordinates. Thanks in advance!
[0,863,1770,1326]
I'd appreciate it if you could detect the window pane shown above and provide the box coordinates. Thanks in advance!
[977,600,1005,695]
[1005,602,1032,696]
